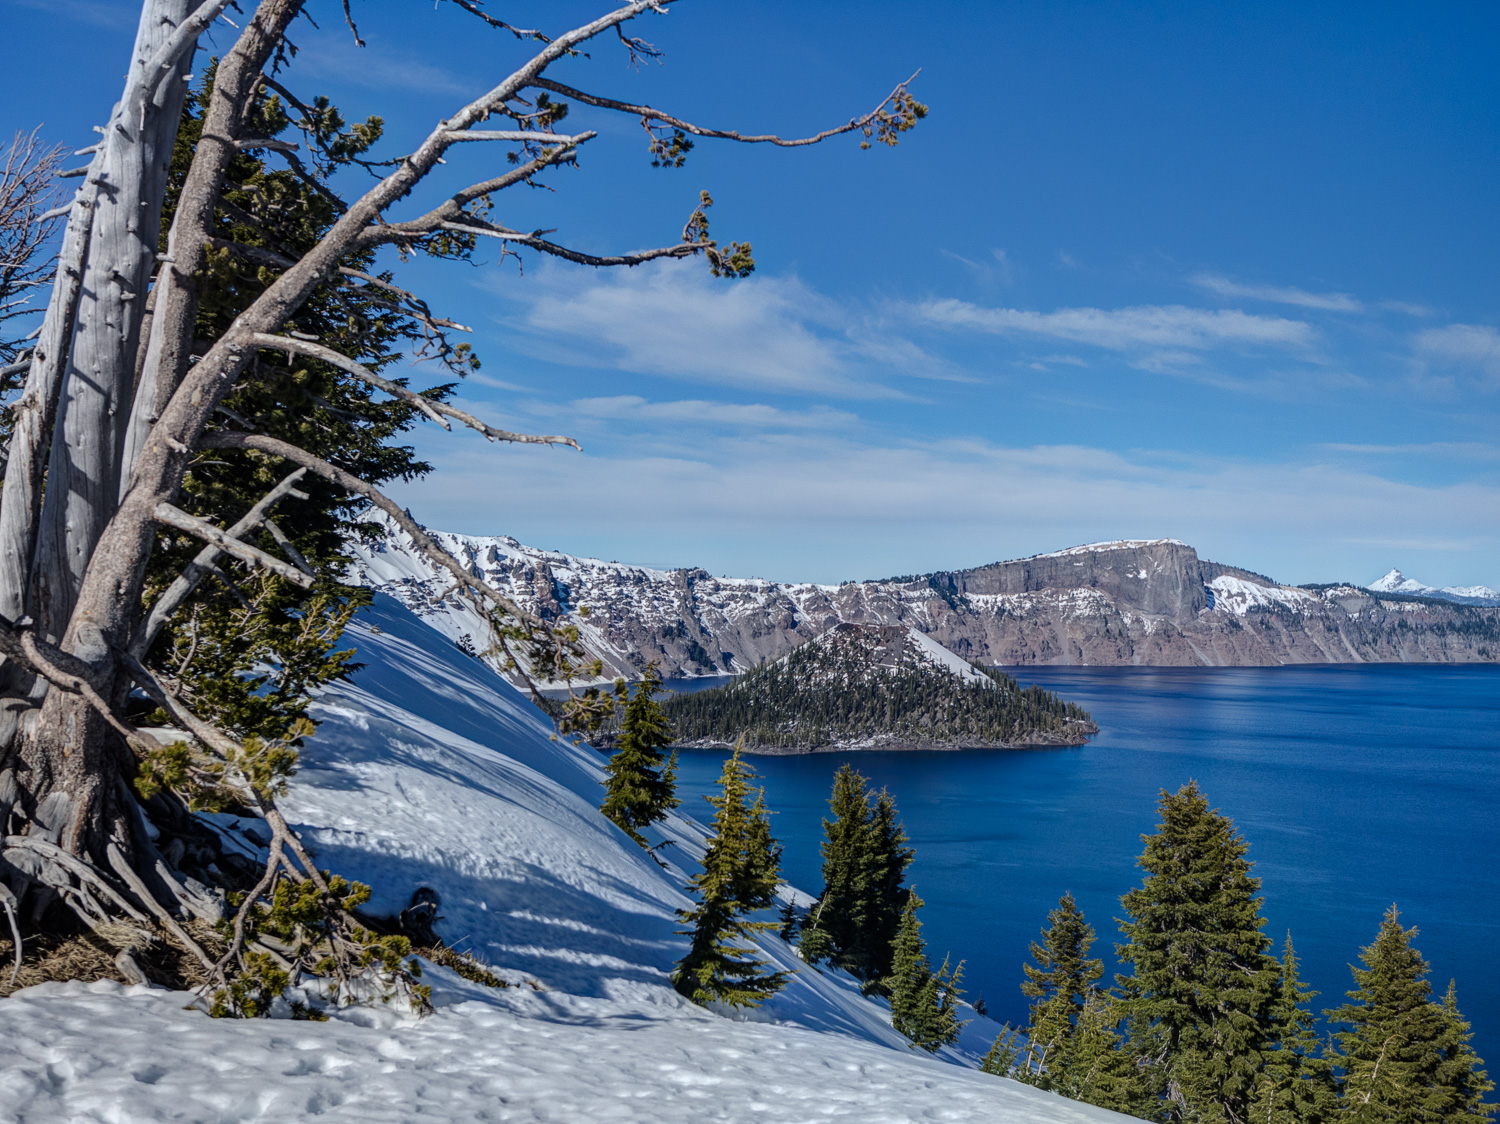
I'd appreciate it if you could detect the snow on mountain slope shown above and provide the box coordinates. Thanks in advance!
[1367,569,1500,606]
[0,593,1139,1124]
[1206,575,1319,615]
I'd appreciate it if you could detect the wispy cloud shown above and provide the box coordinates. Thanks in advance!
[1413,323,1500,387]
[1320,441,1500,460]
[1190,273,1363,313]
[564,396,858,430]
[9,0,135,28]
[503,262,938,398]
[294,40,474,97]
[916,299,1316,353]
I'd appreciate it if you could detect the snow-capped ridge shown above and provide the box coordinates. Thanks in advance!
[1366,568,1500,606]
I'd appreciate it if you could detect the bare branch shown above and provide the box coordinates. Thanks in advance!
[528,70,923,147]
[440,0,552,43]
[3,835,150,925]
[441,129,592,145]
[105,840,215,971]
[354,135,594,250]
[152,502,316,589]
[137,468,309,653]
[243,333,581,447]
[0,883,20,986]
[437,220,699,270]
[0,614,159,755]
[197,431,543,630]
[263,519,313,577]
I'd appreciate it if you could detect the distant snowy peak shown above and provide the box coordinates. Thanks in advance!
[1366,569,1500,606]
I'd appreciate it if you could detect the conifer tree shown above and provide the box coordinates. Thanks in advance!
[810,764,873,969]
[887,889,965,1052]
[600,664,679,848]
[982,1025,1023,1076]
[866,789,914,975]
[1015,892,1105,1088]
[1436,980,1497,1122]
[1251,935,1337,1124]
[1116,781,1280,1124]
[672,748,788,1008]
[803,765,912,981]
[1060,990,1153,1117]
[1327,905,1496,1123]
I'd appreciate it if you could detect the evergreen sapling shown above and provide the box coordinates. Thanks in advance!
[672,748,789,1008]
[600,664,680,849]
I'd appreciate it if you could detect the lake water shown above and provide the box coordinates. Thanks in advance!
[667,665,1500,1062]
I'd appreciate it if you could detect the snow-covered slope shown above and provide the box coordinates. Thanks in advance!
[0,594,1137,1124]
[1367,568,1500,606]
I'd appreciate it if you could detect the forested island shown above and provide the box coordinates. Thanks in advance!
[661,623,1097,753]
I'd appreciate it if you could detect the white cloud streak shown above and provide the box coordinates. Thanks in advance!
[565,396,859,430]
[917,299,1316,353]
[1190,273,1363,312]
[505,262,931,397]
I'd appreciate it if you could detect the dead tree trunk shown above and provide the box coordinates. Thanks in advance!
[0,0,923,999]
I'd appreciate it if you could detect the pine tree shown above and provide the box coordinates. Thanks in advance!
[1015,892,1104,1089]
[1327,905,1496,1123]
[804,765,912,981]
[672,748,788,1008]
[887,889,964,1052]
[1061,990,1153,1117]
[1116,781,1280,1124]
[1435,981,1497,1122]
[600,664,679,848]
[865,788,914,977]
[1251,935,1338,1124]
[982,1025,1023,1076]
[778,898,799,940]
[809,764,874,971]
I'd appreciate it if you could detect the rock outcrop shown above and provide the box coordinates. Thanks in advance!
[346,520,1500,682]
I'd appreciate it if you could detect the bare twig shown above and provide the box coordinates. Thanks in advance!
[0,883,20,986]
[153,503,315,589]
[138,469,309,654]
[196,431,544,630]
[436,220,699,270]
[528,70,923,147]
[243,333,580,447]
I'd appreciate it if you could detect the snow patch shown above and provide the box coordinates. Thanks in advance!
[1207,576,1319,616]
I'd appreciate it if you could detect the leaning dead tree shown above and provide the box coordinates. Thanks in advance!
[0,0,923,1008]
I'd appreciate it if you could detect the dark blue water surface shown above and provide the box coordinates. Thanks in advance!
[669,665,1500,1062]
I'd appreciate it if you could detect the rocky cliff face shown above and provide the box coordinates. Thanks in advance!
[346,520,1500,682]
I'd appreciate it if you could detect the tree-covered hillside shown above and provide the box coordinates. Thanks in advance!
[663,624,1096,752]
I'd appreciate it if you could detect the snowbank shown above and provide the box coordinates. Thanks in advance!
[0,594,1137,1123]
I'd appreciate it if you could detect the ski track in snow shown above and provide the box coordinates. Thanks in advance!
[0,594,1138,1124]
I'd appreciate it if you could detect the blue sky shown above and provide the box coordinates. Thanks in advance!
[5,0,1498,586]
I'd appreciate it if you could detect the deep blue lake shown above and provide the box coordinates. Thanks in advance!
[668,665,1500,1063]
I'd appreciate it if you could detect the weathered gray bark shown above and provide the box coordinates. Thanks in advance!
[0,185,96,633]
[31,0,196,643]
[120,0,301,496]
